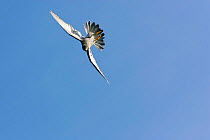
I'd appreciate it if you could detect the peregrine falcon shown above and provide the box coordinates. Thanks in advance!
[50,11,109,84]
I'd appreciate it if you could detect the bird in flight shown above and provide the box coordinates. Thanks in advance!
[50,11,109,84]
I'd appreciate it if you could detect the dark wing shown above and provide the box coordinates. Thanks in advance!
[50,11,83,41]
[87,48,110,84]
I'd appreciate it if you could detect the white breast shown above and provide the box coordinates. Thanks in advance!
[81,37,95,51]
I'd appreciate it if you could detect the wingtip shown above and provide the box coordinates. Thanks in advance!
[49,11,55,15]
[104,77,110,85]
[107,80,110,85]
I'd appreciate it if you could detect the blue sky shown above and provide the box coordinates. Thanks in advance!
[0,0,210,140]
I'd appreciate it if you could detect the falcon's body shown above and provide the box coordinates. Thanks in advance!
[50,11,109,84]
[81,37,94,51]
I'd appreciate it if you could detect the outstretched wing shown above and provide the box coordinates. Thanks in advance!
[87,48,110,84]
[50,11,83,41]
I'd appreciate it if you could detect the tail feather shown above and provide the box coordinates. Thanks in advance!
[94,43,104,51]
[90,22,96,32]
[84,21,105,51]
[96,40,105,45]
[92,24,100,33]
[85,21,103,36]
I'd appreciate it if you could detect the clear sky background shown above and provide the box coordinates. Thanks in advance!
[0,0,210,140]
